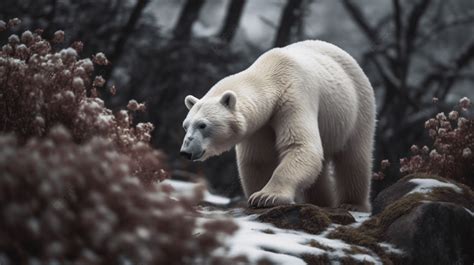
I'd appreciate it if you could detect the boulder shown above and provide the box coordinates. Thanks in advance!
[372,173,473,215]
[328,174,474,264]
[385,201,474,265]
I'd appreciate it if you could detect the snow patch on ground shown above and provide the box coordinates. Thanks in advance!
[351,253,381,264]
[348,211,371,228]
[217,215,346,264]
[379,242,404,255]
[163,179,399,264]
[408,178,462,195]
[201,210,383,265]
[161,179,231,205]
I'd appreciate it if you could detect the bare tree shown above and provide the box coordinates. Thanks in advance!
[342,0,474,163]
[274,0,304,47]
[218,0,247,43]
[103,0,150,82]
[173,0,206,41]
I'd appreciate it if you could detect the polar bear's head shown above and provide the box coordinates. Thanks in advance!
[180,91,245,161]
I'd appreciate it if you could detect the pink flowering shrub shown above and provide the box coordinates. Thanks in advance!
[0,19,239,264]
[0,19,165,183]
[0,128,237,264]
[375,97,473,189]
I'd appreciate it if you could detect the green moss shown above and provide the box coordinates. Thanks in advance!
[339,256,374,265]
[402,173,474,208]
[306,239,335,251]
[363,192,424,239]
[327,193,424,264]
[257,204,332,234]
[345,245,372,256]
[301,253,331,265]
[328,227,378,251]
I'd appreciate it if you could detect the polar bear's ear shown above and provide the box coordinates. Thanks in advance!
[185,95,199,110]
[220,91,237,110]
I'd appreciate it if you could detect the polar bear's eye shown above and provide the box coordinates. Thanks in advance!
[198,123,207,130]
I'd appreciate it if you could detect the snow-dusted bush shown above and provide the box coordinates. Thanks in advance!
[0,19,238,264]
[375,97,473,189]
[0,128,237,264]
[0,19,165,183]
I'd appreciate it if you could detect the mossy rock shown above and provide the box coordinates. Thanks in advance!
[329,173,474,265]
[301,253,331,265]
[385,201,474,265]
[373,173,474,214]
[252,204,355,234]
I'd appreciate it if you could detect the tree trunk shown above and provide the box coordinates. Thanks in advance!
[173,0,206,41]
[218,0,246,43]
[274,0,303,48]
[103,0,150,84]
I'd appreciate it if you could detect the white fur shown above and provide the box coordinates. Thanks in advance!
[183,40,376,212]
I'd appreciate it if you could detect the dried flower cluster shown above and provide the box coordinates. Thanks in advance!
[0,19,165,183]
[375,97,473,188]
[0,20,239,264]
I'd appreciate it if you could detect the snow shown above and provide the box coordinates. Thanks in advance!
[379,242,404,255]
[351,253,380,264]
[347,211,371,229]
[464,208,474,216]
[204,192,231,205]
[162,179,231,205]
[407,178,462,195]
[349,211,370,224]
[215,215,340,264]
[203,211,383,265]
[163,179,399,264]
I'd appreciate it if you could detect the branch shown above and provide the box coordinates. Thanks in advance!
[416,11,474,47]
[392,0,402,59]
[438,40,474,98]
[404,0,430,54]
[274,0,304,47]
[341,0,381,45]
[392,0,404,86]
[173,0,206,41]
[370,56,419,111]
[103,0,150,82]
[218,0,247,43]
[259,15,277,29]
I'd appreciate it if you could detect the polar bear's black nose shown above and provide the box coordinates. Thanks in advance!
[180,151,192,160]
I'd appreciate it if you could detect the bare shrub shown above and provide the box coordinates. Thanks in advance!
[0,19,165,183]
[375,97,473,189]
[0,128,237,264]
[0,20,239,264]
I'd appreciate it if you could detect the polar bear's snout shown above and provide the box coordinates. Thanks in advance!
[180,134,205,161]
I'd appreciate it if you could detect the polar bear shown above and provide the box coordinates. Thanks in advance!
[180,40,375,212]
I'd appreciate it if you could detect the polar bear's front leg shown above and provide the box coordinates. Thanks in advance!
[248,145,323,207]
[248,118,324,208]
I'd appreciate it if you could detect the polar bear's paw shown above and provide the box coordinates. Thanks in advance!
[248,190,294,208]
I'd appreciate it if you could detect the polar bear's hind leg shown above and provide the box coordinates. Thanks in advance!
[333,135,372,212]
[304,161,335,207]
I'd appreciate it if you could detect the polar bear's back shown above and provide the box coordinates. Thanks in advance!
[282,40,373,99]
[277,40,375,154]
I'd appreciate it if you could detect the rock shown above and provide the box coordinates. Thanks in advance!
[328,174,474,264]
[385,201,474,265]
[372,179,417,215]
[372,173,473,215]
[253,204,355,234]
